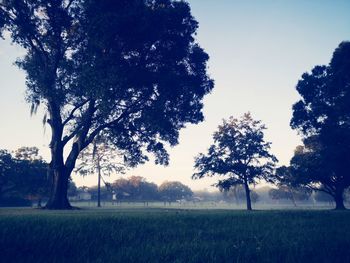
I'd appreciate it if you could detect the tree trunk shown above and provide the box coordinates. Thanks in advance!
[37,198,42,208]
[243,179,252,211]
[97,163,101,208]
[45,167,71,209]
[334,189,346,210]
[44,101,73,210]
[289,189,297,207]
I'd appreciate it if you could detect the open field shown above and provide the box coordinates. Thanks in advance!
[1,208,350,263]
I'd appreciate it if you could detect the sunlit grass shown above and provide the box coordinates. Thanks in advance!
[1,208,349,263]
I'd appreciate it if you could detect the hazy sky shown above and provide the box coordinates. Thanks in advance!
[0,0,349,191]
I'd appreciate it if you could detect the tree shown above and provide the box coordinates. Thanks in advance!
[76,135,125,207]
[0,0,213,209]
[158,181,193,202]
[14,147,42,161]
[0,150,15,201]
[111,176,158,201]
[193,113,277,210]
[290,42,350,209]
[0,147,49,207]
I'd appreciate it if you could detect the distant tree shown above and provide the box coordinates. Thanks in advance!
[290,42,350,210]
[272,166,312,206]
[193,113,277,210]
[76,135,125,207]
[112,176,158,201]
[0,150,15,201]
[0,0,213,209]
[87,186,113,201]
[67,180,78,198]
[14,147,42,161]
[158,181,193,202]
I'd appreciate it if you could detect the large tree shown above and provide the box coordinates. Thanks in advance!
[0,0,213,209]
[290,42,350,210]
[193,113,277,210]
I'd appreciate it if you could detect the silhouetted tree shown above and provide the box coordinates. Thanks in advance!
[158,181,193,202]
[0,0,213,209]
[0,148,48,207]
[291,42,350,209]
[193,113,277,210]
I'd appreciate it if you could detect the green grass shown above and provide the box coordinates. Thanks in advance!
[0,208,349,263]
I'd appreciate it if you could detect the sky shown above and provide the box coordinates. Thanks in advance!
[0,0,350,191]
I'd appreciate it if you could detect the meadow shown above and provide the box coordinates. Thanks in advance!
[1,207,349,263]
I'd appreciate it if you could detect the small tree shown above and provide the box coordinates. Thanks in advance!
[76,136,125,207]
[193,113,277,210]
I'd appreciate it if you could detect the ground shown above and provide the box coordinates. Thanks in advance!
[0,206,349,263]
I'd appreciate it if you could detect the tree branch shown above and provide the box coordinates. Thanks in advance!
[62,99,90,126]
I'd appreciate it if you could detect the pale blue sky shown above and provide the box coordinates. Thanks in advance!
[0,0,349,190]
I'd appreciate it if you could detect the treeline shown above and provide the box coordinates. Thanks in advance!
[75,176,193,203]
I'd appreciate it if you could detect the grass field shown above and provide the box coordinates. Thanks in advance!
[1,207,349,263]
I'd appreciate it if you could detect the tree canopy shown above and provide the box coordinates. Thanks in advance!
[0,0,213,209]
[290,42,350,210]
[193,113,277,210]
